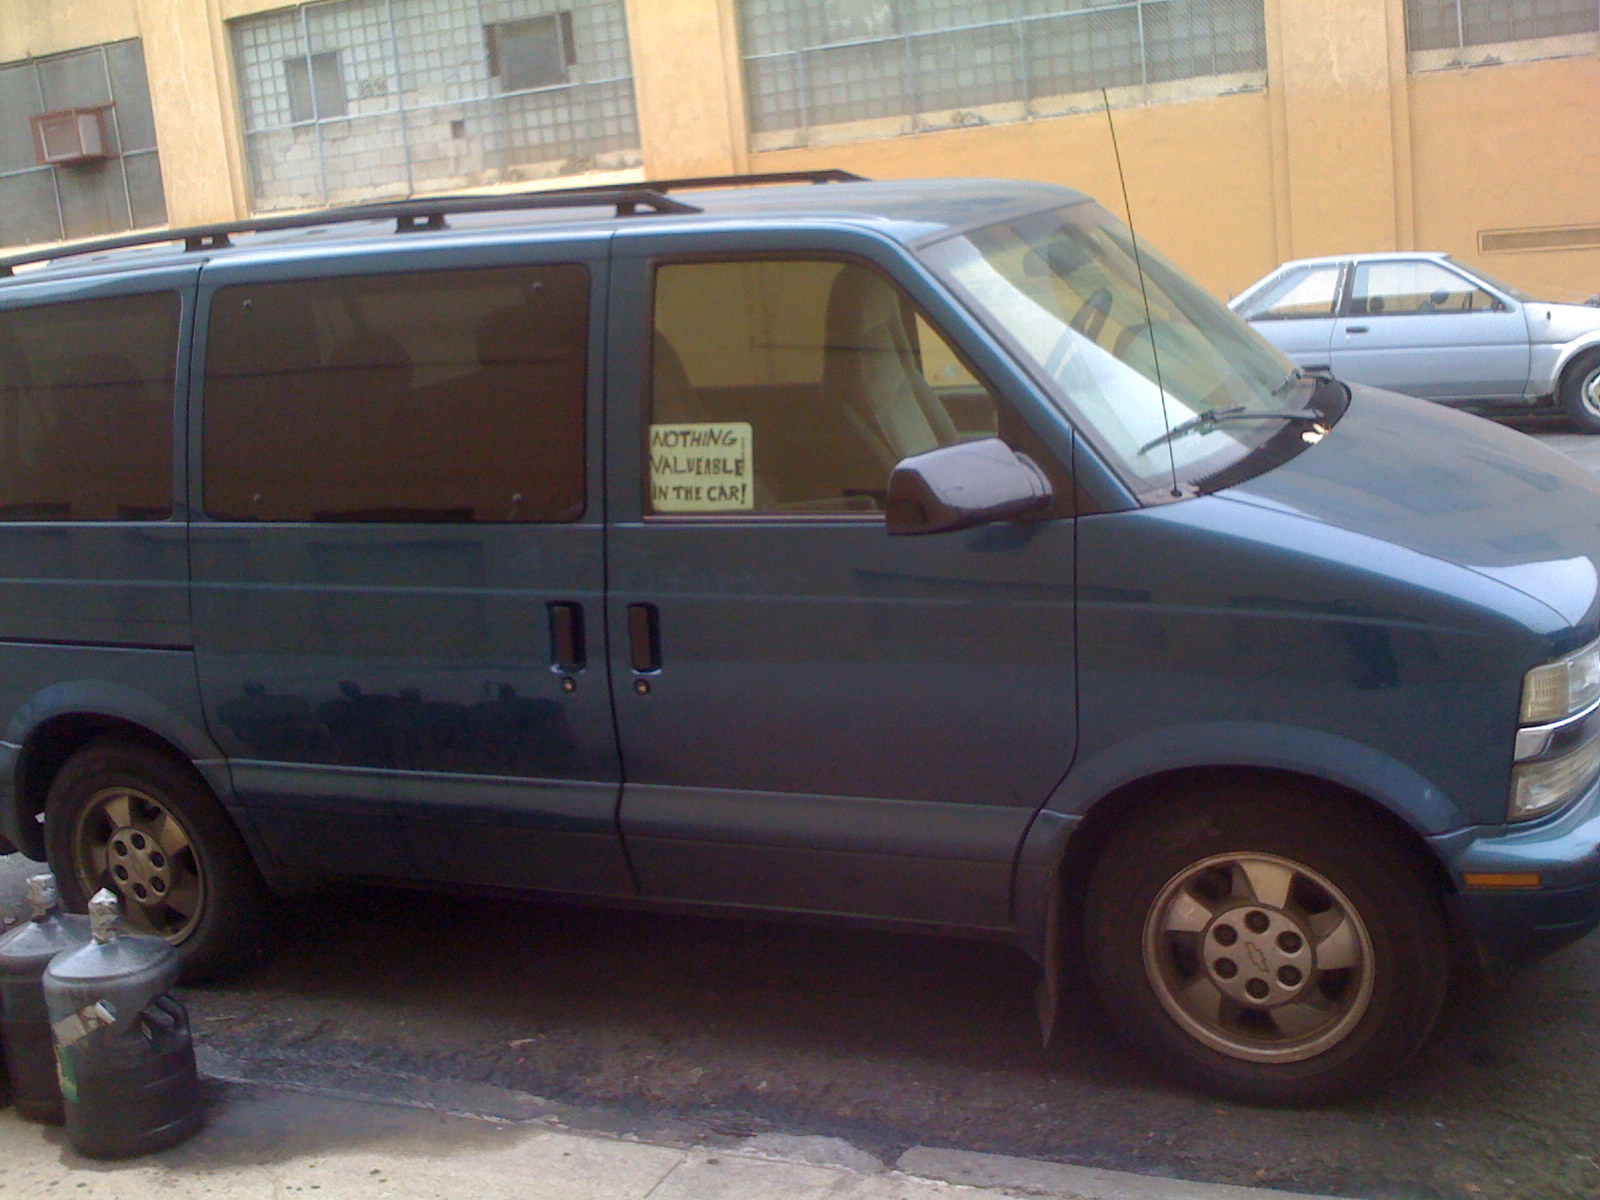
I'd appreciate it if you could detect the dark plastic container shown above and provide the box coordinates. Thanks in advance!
[0,874,90,1123]
[44,889,202,1159]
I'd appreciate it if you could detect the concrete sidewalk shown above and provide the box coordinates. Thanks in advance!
[0,1075,1352,1200]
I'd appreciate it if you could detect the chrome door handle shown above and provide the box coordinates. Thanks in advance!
[548,602,586,672]
[628,603,661,673]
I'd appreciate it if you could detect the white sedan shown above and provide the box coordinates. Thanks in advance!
[1230,252,1600,431]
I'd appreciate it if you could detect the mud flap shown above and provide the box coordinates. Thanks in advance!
[1034,878,1061,1046]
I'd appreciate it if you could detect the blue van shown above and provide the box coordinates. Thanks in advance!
[1,174,1598,1105]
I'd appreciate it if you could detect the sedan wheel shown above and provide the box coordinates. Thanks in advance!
[1560,352,1600,433]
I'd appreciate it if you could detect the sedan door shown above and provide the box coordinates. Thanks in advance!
[1236,262,1343,372]
[1330,259,1530,402]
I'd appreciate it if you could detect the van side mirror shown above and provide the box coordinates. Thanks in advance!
[885,438,1053,536]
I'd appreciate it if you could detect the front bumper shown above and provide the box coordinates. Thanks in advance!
[1438,778,1600,970]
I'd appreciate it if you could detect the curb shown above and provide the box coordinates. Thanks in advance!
[196,1045,1356,1200]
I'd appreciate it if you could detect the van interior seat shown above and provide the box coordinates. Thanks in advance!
[317,333,425,518]
[424,302,587,523]
[203,290,325,520]
[799,266,957,508]
[54,352,169,520]
[649,333,705,425]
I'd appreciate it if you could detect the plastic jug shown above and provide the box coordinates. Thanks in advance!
[0,873,89,1123]
[44,888,202,1158]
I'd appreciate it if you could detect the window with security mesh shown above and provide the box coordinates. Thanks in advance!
[285,51,347,121]
[230,0,640,212]
[1405,0,1598,52]
[738,0,1267,146]
[487,13,577,90]
[0,39,167,249]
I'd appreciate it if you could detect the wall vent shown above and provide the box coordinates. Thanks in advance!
[1479,224,1600,254]
[30,108,110,165]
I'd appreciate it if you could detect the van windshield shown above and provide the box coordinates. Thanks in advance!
[921,202,1324,498]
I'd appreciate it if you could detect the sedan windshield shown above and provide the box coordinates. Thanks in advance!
[920,203,1323,497]
[1452,257,1535,303]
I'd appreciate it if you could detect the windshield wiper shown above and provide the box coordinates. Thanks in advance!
[1139,405,1322,454]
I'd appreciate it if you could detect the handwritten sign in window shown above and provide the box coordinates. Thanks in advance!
[648,423,754,512]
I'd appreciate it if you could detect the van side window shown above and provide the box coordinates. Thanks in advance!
[648,258,998,515]
[0,292,178,521]
[202,265,588,523]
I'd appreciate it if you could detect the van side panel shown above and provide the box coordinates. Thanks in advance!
[187,240,631,899]
[0,269,203,856]
[1063,498,1542,828]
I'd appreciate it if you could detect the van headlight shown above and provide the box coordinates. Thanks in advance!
[1512,732,1600,821]
[1520,638,1600,723]
[1513,637,1600,822]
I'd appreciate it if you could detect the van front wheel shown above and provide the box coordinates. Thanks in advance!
[1084,784,1449,1105]
[45,740,267,982]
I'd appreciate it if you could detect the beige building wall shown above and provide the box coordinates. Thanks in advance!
[4,0,1595,300]
[1409,53,1600,300]
[0,0,141,61]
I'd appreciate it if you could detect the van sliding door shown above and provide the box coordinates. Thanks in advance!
[189,238,627,896]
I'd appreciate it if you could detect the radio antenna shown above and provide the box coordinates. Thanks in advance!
[1102,89,1180,498]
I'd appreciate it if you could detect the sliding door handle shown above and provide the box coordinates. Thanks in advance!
[547,602,586,672]
[628,603,661,673]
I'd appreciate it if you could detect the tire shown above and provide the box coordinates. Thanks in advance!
[1083,781,1449,1105]
[1559,351,1600,434]
[45,739,269,983]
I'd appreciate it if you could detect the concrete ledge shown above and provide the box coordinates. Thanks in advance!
[897,1146,1352,1200]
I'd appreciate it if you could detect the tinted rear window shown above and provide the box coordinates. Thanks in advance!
[202,264,588,523]
[0,291,178,521]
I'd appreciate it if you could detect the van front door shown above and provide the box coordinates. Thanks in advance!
[190,242,628,896]
[603,238,1078,931]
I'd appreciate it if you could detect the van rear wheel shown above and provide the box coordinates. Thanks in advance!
[45,739,267,982]
[1084,782,1449,1105]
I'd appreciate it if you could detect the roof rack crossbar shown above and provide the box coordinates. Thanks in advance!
[0,187,699,277]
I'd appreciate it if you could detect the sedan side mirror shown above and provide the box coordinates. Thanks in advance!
[885,438,1053,536]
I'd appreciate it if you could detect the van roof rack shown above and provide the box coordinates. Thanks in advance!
[551,168,866,195]
[0,186,697,279]
[0,169,867,279]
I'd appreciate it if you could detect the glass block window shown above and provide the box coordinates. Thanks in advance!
[286,51,348,122]
[1406,0,1598,54]
[738,0,1267,148]
[231,0,640,212]
[488,13,578,90]
[0,40,167,250]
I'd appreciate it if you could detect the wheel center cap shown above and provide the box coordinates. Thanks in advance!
[1202,906,1313,1007]
[106,825,172,907]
